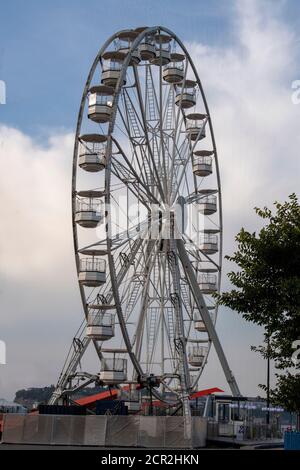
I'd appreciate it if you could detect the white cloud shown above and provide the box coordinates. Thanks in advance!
[186,0,300,395]
[0,126,74,281]
[188,6,299,217]
[0,127,83,398]
[1,0,300,399]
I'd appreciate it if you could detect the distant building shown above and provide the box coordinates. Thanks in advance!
[0,398,27,414]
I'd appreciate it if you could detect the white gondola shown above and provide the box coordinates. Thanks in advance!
[117,30,141,65]
[78,134,107,172]
[136,28,156,60]
[101,51,126,87]
[99,357,127,385]
[173,379,182,392]
[87,85,114,123]
[186,113,207,141]
[198,267,218,273]
[162,53,185,83]
[175,79,196,108]
[75,195,103,228]
[194,320,207,332]
[120,385,141,411]
[78,250,106,287]
[199,274,217,294]
[150,33,171,65]
[199,233,218,254]
[198,260,219,274]
[198,195,217,215]
[189,374,198,390]
[193,150,214,177]
[188,346,207,367]
[86,312,114,341]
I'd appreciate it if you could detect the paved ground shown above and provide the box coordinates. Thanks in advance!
[0,443,284,450]
[0,444,220,450]
[0,444,103,450]
[207,436,283,449]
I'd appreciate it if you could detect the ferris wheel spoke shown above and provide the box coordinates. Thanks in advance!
[167,243,192,413]
[116,98,164,197]
[170,139,191,201]
[170,125,208,206]
[168,128,189,200]
[158,50,168,195]
[144,64,160,123]
[114,109,149,186]
[110,161,151,211]
[133,239,161,362]
[118,240,151,319]
[121,88,145,139]
[78,219,145,253]
[132,64,166,202]
[112,137,159,201]
[116,98,154,187]
[159,252,178,372]
[167,59,189,197]
[110,148,150,203]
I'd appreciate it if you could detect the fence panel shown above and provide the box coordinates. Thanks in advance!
[192,417,207,448]
[165,417,192,448]
[51,415,72,445]
[22,415,53,444]
[2,414,25,444]
[84,415,107,446]
[106,415,140,447]
[69,416,86,445]
[138,416,165,447]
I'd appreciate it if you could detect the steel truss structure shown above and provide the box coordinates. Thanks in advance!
[49,26,240,414]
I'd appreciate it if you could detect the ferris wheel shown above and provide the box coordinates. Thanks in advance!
[50,26,240,414]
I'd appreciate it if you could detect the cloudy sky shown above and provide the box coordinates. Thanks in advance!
[0,0,300,400]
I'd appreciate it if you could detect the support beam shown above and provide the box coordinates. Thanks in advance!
[176,239,241,396]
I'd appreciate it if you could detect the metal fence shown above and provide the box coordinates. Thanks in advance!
[2,414,207,448]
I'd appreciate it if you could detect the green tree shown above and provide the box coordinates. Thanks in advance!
[216,194,300,427]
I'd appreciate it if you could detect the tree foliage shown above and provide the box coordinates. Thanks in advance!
[216,194,300,414]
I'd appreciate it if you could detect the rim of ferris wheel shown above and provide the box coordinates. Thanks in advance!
[193,149,214,156]
[49,25,241,410]
[79,134,108,143]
